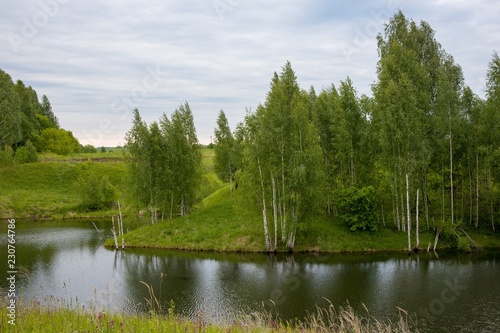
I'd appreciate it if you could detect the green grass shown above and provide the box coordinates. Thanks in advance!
[0,298,418,333]
[197,148,224,203]
[0,160,126,219]
[113,186,265,252]
[110,185,409,253]
[0,148,221,221]
[114,182,500,253]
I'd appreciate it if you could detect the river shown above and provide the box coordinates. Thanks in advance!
[1,220,499,332]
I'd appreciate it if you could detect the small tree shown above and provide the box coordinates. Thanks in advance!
[14,140,38,163]
[214,110,237,193]
[78,173,117,211]
[336,186,378,231]
[82,144,97,153]
[40,128,80,155]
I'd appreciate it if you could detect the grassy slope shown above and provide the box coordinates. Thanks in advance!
[0,153,126,219]
[114,185,430,253]
[117,184,500,252]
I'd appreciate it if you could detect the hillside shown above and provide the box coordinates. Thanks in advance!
[0,152,126,219]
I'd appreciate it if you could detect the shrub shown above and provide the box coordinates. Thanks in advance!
[82,144,97,153]
[335,186,378,232]
[14,140,38,164]
[78,173,117,211]
[40,128,81,155]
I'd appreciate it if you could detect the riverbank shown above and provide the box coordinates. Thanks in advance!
[0,298,418,333]
[107,185,500,253]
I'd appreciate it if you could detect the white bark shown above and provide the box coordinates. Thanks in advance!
[271,173,278,251]
[476,153,479,228]
[449,109,454,224]
[257,157,271,252]
[416,189,419,249]
[406,173,411,252]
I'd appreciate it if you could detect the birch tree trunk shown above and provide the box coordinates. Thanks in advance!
[487,166,495,231]
[449,108,454,224]
[271,173,278,252]
[476,153,479,228]
[258,157,271,252]
[406,173,411,252]
[416,188,420,250]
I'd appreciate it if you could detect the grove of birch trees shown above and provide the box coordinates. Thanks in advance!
[214,11,499,252]
[125,103,202,223]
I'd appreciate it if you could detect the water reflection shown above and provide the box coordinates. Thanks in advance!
[0,220,499,332]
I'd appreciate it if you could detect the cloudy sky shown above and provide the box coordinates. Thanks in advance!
[1,0,499,146]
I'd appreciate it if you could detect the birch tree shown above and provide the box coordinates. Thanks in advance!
[483,52,500,231]
[214,110,237,194]
[242,62,324,251]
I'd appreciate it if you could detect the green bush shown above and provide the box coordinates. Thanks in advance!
[40,128,81,155]
[335,186,378,232]
[78,173,117,211]
[0,146,14,167]
[14,140,38,164]
[81,144,97,153]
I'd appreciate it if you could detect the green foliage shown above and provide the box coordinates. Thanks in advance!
[14,139,38,164]
[0,146,15,167]
[78,171,118,211]
[214,109,237,183]
[241,61,325,251]
[0,70,22,147]
[457,235,472,252]
[41,94,59,128]
[336,186,378,232]
[40,128,81,155]
[81,144,97,153]
[0,69,77,159]
[125,105,202,219]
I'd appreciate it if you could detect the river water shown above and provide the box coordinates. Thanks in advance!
[1,220,499,332]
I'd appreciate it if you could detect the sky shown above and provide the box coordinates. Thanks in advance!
[1,0,499,147]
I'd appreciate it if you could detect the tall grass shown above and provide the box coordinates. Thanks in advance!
[0,296,418,333]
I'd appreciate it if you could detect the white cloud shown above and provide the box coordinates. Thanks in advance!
[0,0,498,146]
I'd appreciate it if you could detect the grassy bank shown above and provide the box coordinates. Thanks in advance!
[108,182,500,253]
[0,298,418,333]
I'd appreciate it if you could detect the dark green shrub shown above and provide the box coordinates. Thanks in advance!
[81,144,97,153]
[14,140,38,164]
[336,186,378,231]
